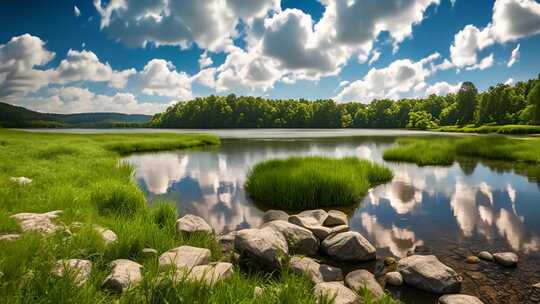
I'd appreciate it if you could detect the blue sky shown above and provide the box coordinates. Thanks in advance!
[0,0,539,114]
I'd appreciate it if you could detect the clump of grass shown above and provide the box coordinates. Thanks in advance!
[150,201,178,230]
[245,156,393,209]
[382,138,456,166]
[92,181,147,217]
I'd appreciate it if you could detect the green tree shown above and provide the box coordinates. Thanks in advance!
[529,82,540,124]
[456,82,478,125]
[406,111,438,130]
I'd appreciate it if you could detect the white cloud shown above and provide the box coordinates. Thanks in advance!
[136,59,193,100]
[450,25,493,69]
[425,81,462,96]
[74,5,81,18]
[198,51,213,69]
[465,53,495,71]
[368,51,381,66]
[507,44,520,67]
[505,78,515,85]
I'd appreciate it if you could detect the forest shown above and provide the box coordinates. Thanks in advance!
[151,75,540,130]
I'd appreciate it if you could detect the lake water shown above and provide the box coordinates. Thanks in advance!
[120,130,540,303]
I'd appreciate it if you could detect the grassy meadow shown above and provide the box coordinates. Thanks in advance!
[245,156,393,209]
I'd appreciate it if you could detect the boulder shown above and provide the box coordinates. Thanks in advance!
[10,177,32,185]
[321,231,376,262]
[289,256,343,284]
[159,246,211,269]
[217,231,238,252]
[438,294,484,304]
[188,262,234,286]
[385,271,403,286]
[330,225,350,236]
[324,210,348,227]
[176,214,212,234]
[289,210,332,240]
[52,259,92,286]
[263,220,318,256]
[314,282,360,304]
[0,234,20,241]
[344,269,384,299]
[493,252,518,267]
[397,255,462,294]
[234,227,288,269]
[262,210,289,223]
[94,226,118,245]
[102,259,142,293]
[11,210,62,235]
[477,251,493,262]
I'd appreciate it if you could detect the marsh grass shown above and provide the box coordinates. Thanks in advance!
[382,138,456,166]
[245,156,393,209]
[436,124,540,135]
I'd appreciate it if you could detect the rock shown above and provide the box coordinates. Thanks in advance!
[438,294,485,304]
[314,282,360,304]
[324,210,348,227]
[296,209,329,225]
[94,226,118,245]
[176,214,212,234]
[10,210,62,235]
[52,259,92,286]
[344,269,384,299]
[263,220,318,256]
[217,231,238,252]
[321,231,376,262]
[142,248,158,258]
[188,262,234,286]
[466,256,480,264]
[102,259,142,293]
[254,286,263,297]
[234,227,288,269]
[0,234,20,241]
[493,252,518,267]
[262,210,289,223]
[533,282,540,290]
[397,255,462,294]
[330,225,350,236]
[477,251,493,262]
[289,210,332,240]
[10,177,32,185]
[159,246,211,269]
[289,256,343,284]
[385,271,403,286]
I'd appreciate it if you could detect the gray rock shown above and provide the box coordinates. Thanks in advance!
[0,234,20,241]
[314,282,360,304]
[385,271,403,286]
[187,262,234,286]
[142,248,158,258]
[289,210,332,240]
[262,210,289,223]
[217,231,238,252]
[52,259,92,286]
[345,269,384,299]
[176,214,212,234]
[493,252,518,267]
[159,246,211,269]
[321,231,376,262]
[397,255,462,294]
[102,259,142,293]
[533,282,540,290]
[234,227,288,269]
[263,220,318,256]
[289,256,343,284]
[94,226,118,245]
[324,210,348,227]
[10,177,32,185]
[477,251,493,262]
[297,209,329,224]
[330,225,350,235]
[11,210,62,235]
[438,294,484,304]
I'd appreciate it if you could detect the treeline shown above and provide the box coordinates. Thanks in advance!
[151,75,540,129]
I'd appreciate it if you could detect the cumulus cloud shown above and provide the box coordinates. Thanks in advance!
[425,81,462,96]
[74,5,81,18]
[450,25,493,69]
[507,44,520,67]
[136,59,193,100]
[465,53,495,71]
[198,51,213,69]
[368,51,381,66]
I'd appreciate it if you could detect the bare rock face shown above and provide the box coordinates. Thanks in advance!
[52,259,92,286]
[289,256,343,284]
[101,259,142,293]
[94,226,118,245]
[321,231,376,262]
[397,255,462,294]
[262,210,289,223]
[314,282,360,304]
[324,210,348,227]
[159,246,211,269]
[263,220,319,256]
[187,262,234,286]
[344,269,384,299]
[176,214,212,234]
[10,210,62,235]
[234,227,288,269]
[493,252,518,267]
[438,294,485,304]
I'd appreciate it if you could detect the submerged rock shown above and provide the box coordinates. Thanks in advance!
[321,231,376,262]
[234,227,288,269]
[176,214,212,234]
[289,256,343,284]
[263,220,318,256]
[52,259,92,286]
[10,177,32,185]
[324,210,348,227]
[477,251,493,262]
[188,262,234,286]
[345,269,384,299]
[159,246,211,269]
[314,282,360,304]
[438,294,484,304]
[397,255,462,294]
[102,259,142,293]
[385,271,403,286]
[262,210,289,223]
[493,252,518,267]
[11,210,62,235]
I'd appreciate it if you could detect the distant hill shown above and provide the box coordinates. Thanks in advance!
[0,102,152,128]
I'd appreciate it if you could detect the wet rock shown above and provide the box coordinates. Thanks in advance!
[478,251,493,262]
[289,256,343,284]
[10,177,32,185]
[438,294,484,304]
[52,259,92,286]
[0,234,20,241]
[11,210,62,235]
[314,282,360,304]
[94,226,118,245]
[493,252,518,267]
[263,220,318,256]
[321,231,376,262]
[234,227,288,269]
[324,210,348,227]
[142,248,158,258]
[466,256,480,264]
[188,262,234,286]
[217,231,238,252]
[385,271,403,286]
[345,269,384,299]
[262,210,289,223]
[102,259,142,293]
[159,246,211,269]
[397,255,462,294]
[176,214,212,234]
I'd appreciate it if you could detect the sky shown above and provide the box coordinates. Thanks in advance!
[1,0,540,114]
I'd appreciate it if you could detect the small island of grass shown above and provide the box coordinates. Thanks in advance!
[245,156,393,209]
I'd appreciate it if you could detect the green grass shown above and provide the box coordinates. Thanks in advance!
[245,156,393,209]
[382,138,456,166]
[436,124,540,135]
